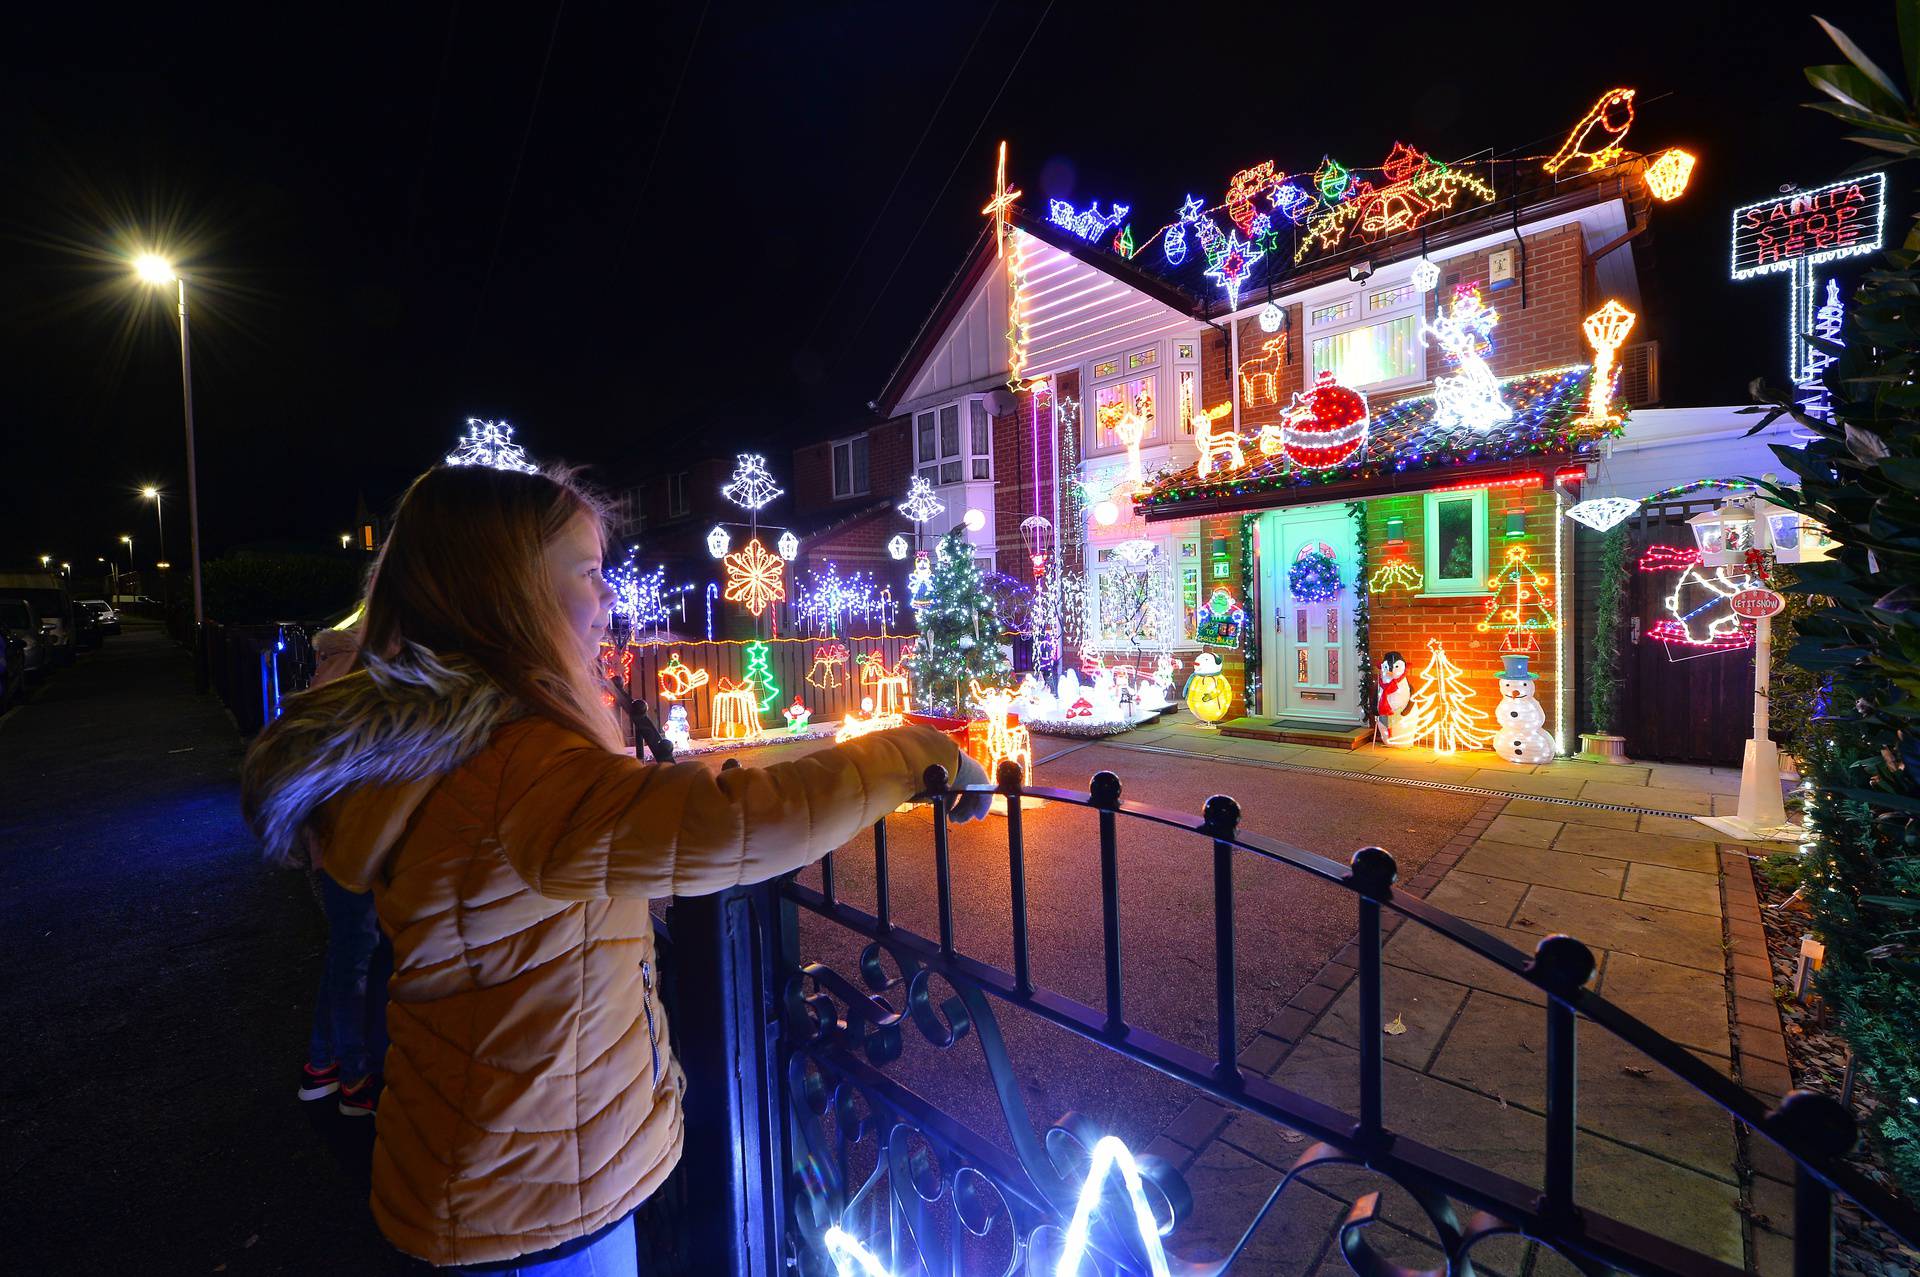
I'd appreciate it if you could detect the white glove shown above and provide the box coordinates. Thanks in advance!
[946,749,993,823]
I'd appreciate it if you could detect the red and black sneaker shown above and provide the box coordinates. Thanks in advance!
[298,1061,340,1102]
[338,1075,381,1118]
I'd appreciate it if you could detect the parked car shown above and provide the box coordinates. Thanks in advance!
[78,599,120,636]
[0,572,76,666]
[0,633,25,710]
[0,597,48,680]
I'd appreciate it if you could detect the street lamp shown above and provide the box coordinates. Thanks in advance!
[133,253,204,630]
[141,485,165,562]
[340,533,351,549]
[120,534,134,566]
[38,554,50,568]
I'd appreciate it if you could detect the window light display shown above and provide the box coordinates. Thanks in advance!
[722,538,787,617]
[1425,288,1511,433]
[1478,544,1558,652]
[656,652,709,702]
[1579,299,1637,427]
[1644,147,1696,201]
[444,418,539,473]
[721,453,784,512]
[1542,87,1636,175]
[1397,638,1491,755]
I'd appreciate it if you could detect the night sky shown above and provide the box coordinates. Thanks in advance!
[0,0,1901,576]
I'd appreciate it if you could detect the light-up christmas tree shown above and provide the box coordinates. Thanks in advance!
[1396,638,1491,755]
[907,528,1010,714]
[1477,544,1557,653]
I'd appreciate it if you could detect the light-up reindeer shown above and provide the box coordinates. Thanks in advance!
[1238,335,1287,410]
[1193,402,1241,477]
[967,679,1033,787]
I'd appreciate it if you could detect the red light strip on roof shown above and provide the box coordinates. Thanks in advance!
[1428,473,1545,495]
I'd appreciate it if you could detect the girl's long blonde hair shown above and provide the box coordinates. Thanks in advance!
[361,463,622,752]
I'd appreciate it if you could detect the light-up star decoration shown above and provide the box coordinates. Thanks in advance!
[722,453,785,512]
[723,538,786,617]
[1566,497,1641,532]
[821,1135,1176,1277]
[980,139,1022,260]
[1203,230,1264,310]
[445,418,539,473]
[897,476,945,524]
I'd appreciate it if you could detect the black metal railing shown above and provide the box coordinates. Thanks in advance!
[666,763,1920,1277]
[201,621,314,735]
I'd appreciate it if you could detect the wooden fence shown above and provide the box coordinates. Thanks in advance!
[607,633,916,745]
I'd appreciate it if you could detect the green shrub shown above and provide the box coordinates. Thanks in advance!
[202,552,364,625]
[1746,9,1920,1194]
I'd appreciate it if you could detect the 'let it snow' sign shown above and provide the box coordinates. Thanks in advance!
[1731,172,1887,279]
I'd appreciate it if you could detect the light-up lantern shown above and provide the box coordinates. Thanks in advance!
[706,525,731,559]
[1385,516,1405,542]
[776,530,799,561]
[1687,503,1755,567]
[1504,507,1527,539]
[887,534,908,561]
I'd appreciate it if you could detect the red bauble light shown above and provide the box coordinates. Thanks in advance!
[1280,371,1369,470]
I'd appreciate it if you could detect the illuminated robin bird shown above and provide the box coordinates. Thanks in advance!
[1543,87,1636,175]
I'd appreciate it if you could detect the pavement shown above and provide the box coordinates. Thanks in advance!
[0,624,410,1273]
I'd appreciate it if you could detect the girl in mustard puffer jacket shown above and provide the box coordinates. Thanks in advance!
[243,463,987,1273]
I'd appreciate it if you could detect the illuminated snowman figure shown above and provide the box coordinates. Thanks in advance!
[664,704,692,750]
[1492,652,1556,764]
[1183,651,1234,726]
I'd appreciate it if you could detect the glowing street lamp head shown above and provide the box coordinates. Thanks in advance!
[141,486,160,500]
[134,254,176,285]
[120,535,132,545]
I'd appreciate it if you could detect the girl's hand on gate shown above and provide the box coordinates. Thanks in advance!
[947,751,992,824]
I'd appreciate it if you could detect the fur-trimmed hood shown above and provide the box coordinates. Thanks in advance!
[241,643,520,882]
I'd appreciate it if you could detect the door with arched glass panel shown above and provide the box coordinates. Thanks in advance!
[1262,506,1361,724]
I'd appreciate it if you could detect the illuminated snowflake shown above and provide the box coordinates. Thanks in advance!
[723,538,787,616]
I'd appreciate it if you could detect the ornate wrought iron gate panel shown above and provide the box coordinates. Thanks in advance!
[673,764,1917,1277]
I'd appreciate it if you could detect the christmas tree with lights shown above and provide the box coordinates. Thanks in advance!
[1477,544,1557,653]
[1396,638,1490,755]
[908,528,1010,714]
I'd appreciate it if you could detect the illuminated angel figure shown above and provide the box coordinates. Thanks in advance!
[1424,288,1512,433]
[723,538,787,616]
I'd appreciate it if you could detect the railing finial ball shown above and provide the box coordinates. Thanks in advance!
[1202,794,1241,835]
[923,763,950,794]
[1089,771,1123,810]
[1525,934,1597,991]
[995,759,1024,793]
[1347,846,1397,897]
[1768,1090,1858,1163]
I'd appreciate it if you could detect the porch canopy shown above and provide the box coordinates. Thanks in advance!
[1137,364,1616,520]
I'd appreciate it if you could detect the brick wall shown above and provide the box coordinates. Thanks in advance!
[1362,486,1569,742]
[1423,223,1589,386]
[790,417,913,519]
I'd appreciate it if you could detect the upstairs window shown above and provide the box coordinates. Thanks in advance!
[614,485,646,536]
[1307,276,1425,392]
[831,434,870,498]
[915,398,991,485]
[667,472,690,518]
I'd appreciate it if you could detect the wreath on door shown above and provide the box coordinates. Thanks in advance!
[1288,545,1341,603]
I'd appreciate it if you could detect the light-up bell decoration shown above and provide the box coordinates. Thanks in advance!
[898,476,945,525]
[721,453,784,512]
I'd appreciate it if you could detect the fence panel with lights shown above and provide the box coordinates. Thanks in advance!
[661,765,1920,1277]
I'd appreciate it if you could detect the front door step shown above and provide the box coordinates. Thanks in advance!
[1218,717,1372,750]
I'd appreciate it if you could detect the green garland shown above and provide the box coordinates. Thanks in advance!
[1239,513,1260,716]
[1349,501,1373,723]
[1587,522,1628,735]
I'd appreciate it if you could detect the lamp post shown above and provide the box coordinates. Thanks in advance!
[142,486,165,562]
[134,255,203,629]
[38,555,50,569]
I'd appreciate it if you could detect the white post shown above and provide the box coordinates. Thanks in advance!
[1733,612,1789,830]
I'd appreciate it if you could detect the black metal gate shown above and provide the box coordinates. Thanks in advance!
[662,764,1918,1276]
